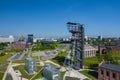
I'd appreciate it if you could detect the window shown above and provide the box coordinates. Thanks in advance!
[113,73,116,78]
[106,71,109,76]
[101,70,103,75]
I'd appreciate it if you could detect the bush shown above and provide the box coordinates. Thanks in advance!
[0,52,5,56]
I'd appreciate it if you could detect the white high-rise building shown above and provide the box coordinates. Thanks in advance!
[0,35,14,43]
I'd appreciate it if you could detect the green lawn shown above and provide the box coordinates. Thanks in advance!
[61,72,65,80]
[0,63,8,72]
[0,72,4,80]
[12,60,24,63]
[79,70,97,80]
[32,70,43,80]
[51,51,67,65]
[84,57,99,69]
[0,53,11,62]
[65,76,81,80]
[13,65,42,80]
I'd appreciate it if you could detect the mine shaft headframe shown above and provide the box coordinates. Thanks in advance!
[67,22,84,33]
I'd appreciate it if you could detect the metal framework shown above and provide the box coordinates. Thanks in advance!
[67,22,84,69]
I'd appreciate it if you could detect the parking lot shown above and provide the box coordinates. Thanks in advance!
[8,52,26,61]
[32,50,59,61]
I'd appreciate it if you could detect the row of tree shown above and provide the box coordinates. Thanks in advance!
[84,51,120,69]
[32,41,59,51]
[0,42,9,50]
[97,51,120,65]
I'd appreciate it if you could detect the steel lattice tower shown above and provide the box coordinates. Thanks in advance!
[67,22,84,69]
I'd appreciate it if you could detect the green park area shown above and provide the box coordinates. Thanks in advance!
[84,51,120,69]
[32,41,59,51]
[13,65,42,80]
[51,51,68,65]
[0,72,4,80]
[79,70,97,80]
[0,52,11,62]
[61,71,66,80]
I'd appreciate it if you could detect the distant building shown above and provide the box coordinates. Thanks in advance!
[84,44,97,58]
[98,36,102,41]
[11,34,32,50]
[98,62,120,80]
[25,58,36,75]
[27,34,33,44]
[41,40,54,45]
[11,42,32,50]
[43,64,61,80]
[18,34,25,42]
[93,45,106,54]
[0,35,14,43]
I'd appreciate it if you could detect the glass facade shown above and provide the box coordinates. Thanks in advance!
[27,34,33,44]
[25,58,36,75]
[43,64,61,80]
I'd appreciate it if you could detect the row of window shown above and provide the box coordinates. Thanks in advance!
[101,70,116,78]
[85,50,96,57]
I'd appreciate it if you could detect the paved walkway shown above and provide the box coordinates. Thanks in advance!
[63,69,91,80]
[2,61,19,80]
[45,60,61,68]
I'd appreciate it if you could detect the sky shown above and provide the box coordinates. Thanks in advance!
[0,0,120,38]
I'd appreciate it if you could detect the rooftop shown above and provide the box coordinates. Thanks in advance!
[85,44,97,50]
[99,62,120,72]
[25,58,35,61]
[44,64,59,74]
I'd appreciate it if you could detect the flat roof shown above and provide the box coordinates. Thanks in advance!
[44,64,59,74]
[25,58,35,61]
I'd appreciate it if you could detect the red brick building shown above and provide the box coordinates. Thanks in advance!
[98,62,120,80]
[11,42,32,50]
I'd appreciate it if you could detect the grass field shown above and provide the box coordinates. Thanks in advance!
[0,53,11,62]
[12,60,24,63]
[13,65,42,80]
[79,70,97,80]
[51,51,67,65]
[61,71,66,80]
[32,69,43,80]
[0,72,4,80]
[84,56,99,69]
[0,63,8,72]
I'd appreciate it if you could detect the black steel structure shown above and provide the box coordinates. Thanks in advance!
[67,22,84,69]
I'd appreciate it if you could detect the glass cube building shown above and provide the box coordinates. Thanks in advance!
[43,64,61,80]
[25,58,36,75]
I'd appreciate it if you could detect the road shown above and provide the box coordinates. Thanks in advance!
[8,52,26,61]
[2,61,19,80]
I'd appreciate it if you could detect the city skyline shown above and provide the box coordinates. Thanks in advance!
[0,0,120,37]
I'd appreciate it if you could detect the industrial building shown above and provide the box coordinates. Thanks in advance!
[84,44,97,58]
[67,22,84,69]
[98,62,120,80]
[25,58,36,75]
[43,64,61,80]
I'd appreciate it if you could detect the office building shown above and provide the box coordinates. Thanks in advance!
[27,34,33,44]
[43,64,61,80]
[25,58,36,75]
